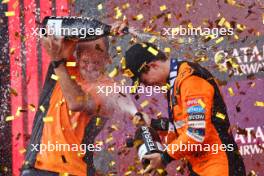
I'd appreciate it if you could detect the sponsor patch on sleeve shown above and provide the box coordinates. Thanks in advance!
[186,128,205,142]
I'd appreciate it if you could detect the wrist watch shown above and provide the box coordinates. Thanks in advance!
[51,58,66,69]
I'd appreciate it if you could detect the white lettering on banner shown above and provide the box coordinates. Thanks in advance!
[234,126,264,156]
[214,44,264,75]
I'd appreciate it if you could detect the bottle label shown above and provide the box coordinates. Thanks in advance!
[138,142,163,161]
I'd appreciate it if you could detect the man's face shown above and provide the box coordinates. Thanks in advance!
[139,60,168,86]
[77,40,109,81]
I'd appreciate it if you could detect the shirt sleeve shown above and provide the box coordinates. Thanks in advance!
[167,75,215,160]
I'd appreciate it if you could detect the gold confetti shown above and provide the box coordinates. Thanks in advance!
[66,62,76,67]
[160,5,167,11]
[226,0,236,5]
[123,68,134,77]
[97,3,103,10]
[254,101,264,107]
[96,117,101,126]
[15,106,22,117]
[120,57,126,69]
[28,104,36,112]
[140,100,149,108]
[51,74,59,80]
[70,75,76,80]
[218,17,226,26]
[10,87,18,96]
[114,7,122,19]
[236,24,246,31]
[12,1,18,9]
[164,47,171,53]
[108,67,118,78]
[5,11,15,16]
[228,88,234,96]
[43,116,53,123]
[5,116,15,121]
[72,122,77,129]
[109,161,115,167]
[124,171,132,175]
[111,125,118,131]
[122,3,130,9]
[234,34,239,40]
[216,112,225,120]
[224,21,231,29]
[1,0,10,3]
[157,168,166,174]
[262,14,264,24]
[105,135,113,143]
[59,173,69,176]
[147,46,158,56]
[156,112,162,117]
[148,36,157,43]
[19,148,26,154]
[10,47,15,55]
[116,46,122,53]
[215,37,224,44]
[198,99,206,108]
[135,14,143,21]
[39,105,45,112]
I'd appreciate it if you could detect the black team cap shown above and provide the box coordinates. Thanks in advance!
[124,42,163,84]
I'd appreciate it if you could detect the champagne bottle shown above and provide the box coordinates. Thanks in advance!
[126,126,168,175]
[41,16,128,40]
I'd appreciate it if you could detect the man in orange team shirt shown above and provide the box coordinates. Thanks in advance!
[21,24,131,175]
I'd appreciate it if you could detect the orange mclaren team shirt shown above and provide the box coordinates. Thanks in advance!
[34,66,95,176]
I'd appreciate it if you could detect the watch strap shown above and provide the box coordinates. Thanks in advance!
[51,58,66,68]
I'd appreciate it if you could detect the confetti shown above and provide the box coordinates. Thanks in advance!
[109,160,115,167]
[135,14,143,21]
[156,112,162,117]
[124,171,132,175]
[5,116,15,121]
[43,116,53,122]
[140,100,149,108]
[262,14,264,24]
[122,3,130,9]
[123,69,134,77]
[51,74,59,80]
[164,47,171,53]
[10,87,18,96]
[39,105,45,112]
[215,37,224,44]
[105,135,113,143]
[218,17,226,26]
[96,117,101,126]
[120,57,126,69]
[28,104,36,112]
[70,75,76,80]
[5,11,15,16]
[114,7,122,19]
[1,0,10,3]
[147,46,158,56]
[15,106,22,117]
[116,46,122,53]
[66,62,76,67]
[228,88,234,96]
[254,101,264,107]
[97,3,103,10]
[148,36,157,43]
[108,67,118,78]
[198,99,206,108]
[226,0,236,5]
[59,173,69,176]
[160,5,167,11]
[19,148,26,154]
[216,112,225,120]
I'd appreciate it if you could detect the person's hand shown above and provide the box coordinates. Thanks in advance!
[142,153,165,175]
[41,36,77,61]
[110,17,128,36]
[132,112,151,126]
